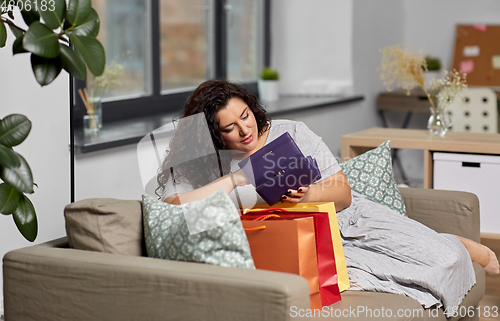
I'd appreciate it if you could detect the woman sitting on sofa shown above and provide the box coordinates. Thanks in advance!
[157,79,499,314]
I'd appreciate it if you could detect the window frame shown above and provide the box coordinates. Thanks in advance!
[71,0,271,125]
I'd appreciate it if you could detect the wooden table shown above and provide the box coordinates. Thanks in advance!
[341,127,500,189]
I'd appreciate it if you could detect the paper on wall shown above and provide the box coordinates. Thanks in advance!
[460,59,474,74]
[463,46,480,57]
[492,55,500,70]
[473,24,487,32]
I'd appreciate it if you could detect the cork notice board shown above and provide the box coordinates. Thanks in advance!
[452,24,500,88]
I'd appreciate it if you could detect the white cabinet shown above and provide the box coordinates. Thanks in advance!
[433,152,500,234]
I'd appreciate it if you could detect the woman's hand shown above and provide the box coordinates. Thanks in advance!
[231,169,250,187]
[281,186,310,203]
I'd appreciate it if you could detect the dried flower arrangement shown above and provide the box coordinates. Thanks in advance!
[380,44,467,115]
[428,70,467,113]
[78,61,125,130]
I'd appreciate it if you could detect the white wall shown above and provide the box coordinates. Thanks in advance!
[404,0,500,72]
[389,0,500,185]
[271,0,354,96]
[74,146,145,201]
[274,0,405,159]
[0,17,70,315]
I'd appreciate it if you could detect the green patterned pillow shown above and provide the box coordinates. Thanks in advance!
[339,140,406,216]
[142,189,255,269]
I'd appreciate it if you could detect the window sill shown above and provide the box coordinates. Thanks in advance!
[74,94,364,154]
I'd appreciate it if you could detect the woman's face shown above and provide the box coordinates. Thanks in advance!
[216,98,260,154]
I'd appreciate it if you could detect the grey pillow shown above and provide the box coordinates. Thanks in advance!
[64,198,145,256]
[340,140,407,216]
[142,189,255,269]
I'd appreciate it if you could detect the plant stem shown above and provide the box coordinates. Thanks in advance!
[0,17,26,33]
[421,86,437,112]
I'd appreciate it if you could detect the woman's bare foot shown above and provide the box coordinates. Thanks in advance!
[454,235,499,275]
[483,245,500,275]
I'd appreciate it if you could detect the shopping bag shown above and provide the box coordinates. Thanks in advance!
[243,211,341,307]
[243,202,350,292]
[241,215,322,309]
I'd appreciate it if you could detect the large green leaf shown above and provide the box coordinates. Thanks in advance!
[23,21,59,58]
[38,0,66,30]
[31,53,63,86]
[69,8,99,37]
[1,152,34,194]
[66,0,91,27]
[0,21,7,48]
[19,0,41,27]
[0,183,21,215]
[13,35,29,55]
[13,195,37,242]
[0,114,32,147]
[59,43,86,80]
[68,34,105,76]
[0,144,21,168]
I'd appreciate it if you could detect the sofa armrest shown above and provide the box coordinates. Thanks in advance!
[399,188,480,242]
[3,237,309,321]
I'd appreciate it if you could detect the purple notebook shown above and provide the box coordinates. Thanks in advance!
[238,132,321,205]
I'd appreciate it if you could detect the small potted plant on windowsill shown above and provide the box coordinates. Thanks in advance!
[258,67,279,102]
[423,55,442,86]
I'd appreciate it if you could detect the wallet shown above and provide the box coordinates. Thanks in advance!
[238,132,321,205]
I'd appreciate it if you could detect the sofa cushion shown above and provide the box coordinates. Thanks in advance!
[64,198,144,256]
[340,140,407,216]
[142,189,255,269]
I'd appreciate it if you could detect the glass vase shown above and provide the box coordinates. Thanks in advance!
[90,98,103,129]
[83,113,100,134]
[427,107,451,137]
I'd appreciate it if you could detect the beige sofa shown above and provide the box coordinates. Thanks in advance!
[3,188,485,321]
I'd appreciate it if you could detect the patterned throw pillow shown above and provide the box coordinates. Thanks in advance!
[339,140,407,216]
[142,189,255,269]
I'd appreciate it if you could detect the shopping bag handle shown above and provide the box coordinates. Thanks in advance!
[243,214,280,231]
[242,208,289,215]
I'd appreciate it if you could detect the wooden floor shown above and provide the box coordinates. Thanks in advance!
[479,295,500,321]
[480,234,500,321]
[482,234,500,297]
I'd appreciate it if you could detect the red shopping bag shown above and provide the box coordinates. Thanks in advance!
[242,210,341,307]
[242,214,322,309]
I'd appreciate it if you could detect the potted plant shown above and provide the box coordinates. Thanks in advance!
[423,55,442,86]
[0,0,106,241]
[258,67,280,102]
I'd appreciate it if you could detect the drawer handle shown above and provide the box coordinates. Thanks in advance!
[462,162,480,168]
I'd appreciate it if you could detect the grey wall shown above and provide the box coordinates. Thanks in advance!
[0,12,70,315]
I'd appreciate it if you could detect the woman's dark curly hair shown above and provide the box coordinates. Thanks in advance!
[155,79,270,198]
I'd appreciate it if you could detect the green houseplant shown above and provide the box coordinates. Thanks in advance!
[260,67,279,81]
[0,0,106,241]
[258,67,279,102]
[424,55,441,72]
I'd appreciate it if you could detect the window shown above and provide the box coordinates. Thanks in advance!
[72,0,269,124]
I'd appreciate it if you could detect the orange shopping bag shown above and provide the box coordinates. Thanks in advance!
[241,215,322,309]
[243,210,341,307]
[244,202,350,292]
